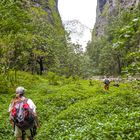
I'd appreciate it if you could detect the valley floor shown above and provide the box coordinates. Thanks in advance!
[0,72,140,140]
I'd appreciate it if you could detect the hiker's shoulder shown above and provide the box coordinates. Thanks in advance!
[21,96,31,102]
[27,98,33,102]
[27,98,35,105]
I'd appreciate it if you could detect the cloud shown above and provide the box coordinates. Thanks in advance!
[58,0,97,29]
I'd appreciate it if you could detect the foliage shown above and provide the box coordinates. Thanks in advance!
[0,72,140,139]
[0,0,68,76]
[0,75,10,94]
[87,7,140,76]
[0,0,91,78]
[47,72,60,85]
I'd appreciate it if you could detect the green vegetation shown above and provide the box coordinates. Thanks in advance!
[0,0,66,76]
[101,3,109,17]
[87,6,140,76]
[0,72,140,139]
[0,0,91,78]
[1,1,139,78]
[0,1,140,139]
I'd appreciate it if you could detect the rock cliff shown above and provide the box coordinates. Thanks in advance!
[87,0,140,75]
[95,0,139,37]
[32,0,61,24]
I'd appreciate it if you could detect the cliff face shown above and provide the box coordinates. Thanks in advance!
[87,0,140,75]
[32,0,61,24]
[95,0,139,37]
[32,0,58,10]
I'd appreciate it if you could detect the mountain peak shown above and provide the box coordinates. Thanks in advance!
[63,20,92,51]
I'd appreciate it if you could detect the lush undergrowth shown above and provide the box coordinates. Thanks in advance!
[0,72,140,140]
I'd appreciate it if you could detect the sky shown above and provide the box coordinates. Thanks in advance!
[58,0,97,29]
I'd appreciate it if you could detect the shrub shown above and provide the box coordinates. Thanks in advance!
[47,72,60,85]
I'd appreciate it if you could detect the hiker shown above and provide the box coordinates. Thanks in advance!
[104,77,110,90]
[8,87,39,140]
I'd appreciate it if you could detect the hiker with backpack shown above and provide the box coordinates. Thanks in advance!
[8,87,39,140]
[104,77,110,90]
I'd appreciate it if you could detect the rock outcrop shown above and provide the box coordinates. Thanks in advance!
[32,0,61,24]
[94,0,139,37]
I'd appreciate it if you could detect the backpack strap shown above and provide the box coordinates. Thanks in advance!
[23,98,28,103]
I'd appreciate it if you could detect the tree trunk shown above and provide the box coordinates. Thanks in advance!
[37,58,44,75]
[117,55,121,74]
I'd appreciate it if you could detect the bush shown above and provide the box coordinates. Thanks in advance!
[47,72,60,85]
[0,75,9,94]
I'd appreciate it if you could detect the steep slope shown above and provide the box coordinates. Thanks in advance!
[0,0,67,75]
[95,0,139,37]
[87,0,140,75]
[32,0,62,27]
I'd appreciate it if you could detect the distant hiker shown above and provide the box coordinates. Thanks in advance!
[8,87,39,140]
[104,78,110,90]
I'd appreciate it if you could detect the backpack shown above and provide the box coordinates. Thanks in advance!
[10,98,35,131]
[104,79,110,85]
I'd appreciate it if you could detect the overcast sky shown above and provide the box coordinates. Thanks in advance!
[58,0,97,29]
